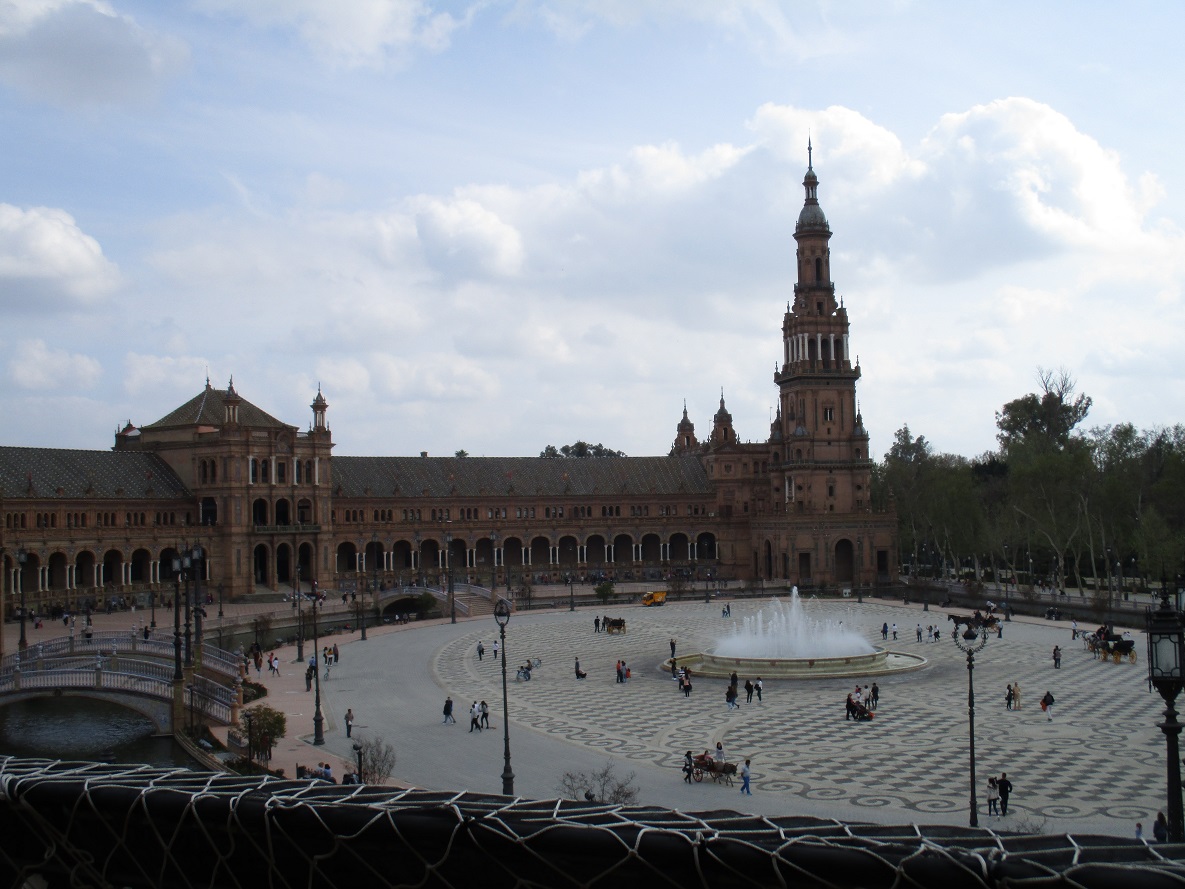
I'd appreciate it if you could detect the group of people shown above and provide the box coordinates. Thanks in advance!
[681,743,752,794]
[985,773,1014,815]
[915,624,942,643]
[844,683,879,720]
[468,700,490,732]
[615,660,631,682]
[722,671,763,709]
[476,639,501,661]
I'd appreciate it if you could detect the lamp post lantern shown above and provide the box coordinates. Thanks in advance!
[494,599,515,795]
[951,611,994,827]
[568,573,575,612]
[312,597,325,745]
[16,547,28,652]
[171,554,183,682]
[191,543,204,653]
[445,522,456,624]
[1147,580,1185,843]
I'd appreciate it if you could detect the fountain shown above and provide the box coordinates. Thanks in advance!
[676,589,927,679]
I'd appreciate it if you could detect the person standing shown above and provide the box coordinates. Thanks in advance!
[615,660,623,683]
[1154,812,1168,843]
[998,773,1013,815]
[332,643,340,664]
[987,777,1000,816]
[1052,646,1061,669]
[594,616,601,634]
[714,741,724,762]
[740,759,752,795]
[1042,689,1055,720]
[469,701,483,732]
[870,682,880,711]
[345,708,354,738]
[670,638,677,659]
[442,697,455,724]
[744,679,754,703]
[682,751,694,784]
[1013,682,1022,710]
[1005,684,1014,711]
[754,677,763,702]
[916,624,923,642]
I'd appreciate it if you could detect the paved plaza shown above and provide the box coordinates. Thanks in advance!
[0,594,1165,838]
[310,596,1162,838]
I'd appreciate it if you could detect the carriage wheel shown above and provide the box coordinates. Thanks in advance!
[1112,651,1122,664]
[1129,650,1138,664]
[692,768,704,783]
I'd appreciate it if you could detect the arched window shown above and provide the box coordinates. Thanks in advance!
[814,257,823,282]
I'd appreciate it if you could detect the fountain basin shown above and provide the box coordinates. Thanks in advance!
[670,647,927,680]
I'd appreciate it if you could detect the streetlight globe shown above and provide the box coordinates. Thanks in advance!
[494,599,511,627]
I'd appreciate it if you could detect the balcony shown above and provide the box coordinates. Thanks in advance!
[253,524,321,534]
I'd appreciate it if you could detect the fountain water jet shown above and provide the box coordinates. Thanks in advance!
[673,589,927,679]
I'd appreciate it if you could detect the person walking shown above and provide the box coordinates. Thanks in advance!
[1052,645,1062,669]
[987,777,1000,816]
[492,639,500,661]
[891,623,898,640]
[480,700,490,729]
[469,701,483,732]
[477,641,485,661]
[726,684,739,710]
[870,682,879,711]
[740,759,752,795]
[345,708,354,738]
[745,679,754,703]
[1042,689,1055,720]
[998,773,1013,815]
[682,751,694,784]
[442,697,455,724]
[881,622,888,640]
[754,677,762,702]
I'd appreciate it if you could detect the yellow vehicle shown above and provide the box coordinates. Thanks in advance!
[641,590,668,607]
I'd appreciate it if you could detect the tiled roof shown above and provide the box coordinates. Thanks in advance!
[0,448,191,500]
[332,456,711,499]
[145,383,288,430]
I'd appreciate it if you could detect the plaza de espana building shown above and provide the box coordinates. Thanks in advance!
[1,156,896,644]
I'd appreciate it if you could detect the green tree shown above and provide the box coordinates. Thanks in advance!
[242,705,286,763]
[454,449,469,458]
[995,366,1092,451]
[594,581,614,604]
[540,441,627,458]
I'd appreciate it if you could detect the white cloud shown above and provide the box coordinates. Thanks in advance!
[0,0,187,105]
[195,0,476,65]
[123,353,210,398]
[7,339,101,390]
[0,203,121,307]
[413,196,525,278]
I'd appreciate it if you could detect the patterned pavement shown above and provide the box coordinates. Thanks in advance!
[432,597,1164,833]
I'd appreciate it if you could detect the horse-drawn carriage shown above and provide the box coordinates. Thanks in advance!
[1087,633,1137,664]
[604,618,627,635]
[690,754,737,785]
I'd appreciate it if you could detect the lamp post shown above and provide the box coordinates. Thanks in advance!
[494,599,515,795]
[1147,579,1185,842]
[312,597,325,745]
[16,547,28,652]
[951,611,994,827]
[171,557,183,683]
[150,575,157,629]
[353,742,364,784]
[567,573,575,612]
[218,581,224,619]
[293,565,305,662]
[191,543,204,653]
[445,522,456,624]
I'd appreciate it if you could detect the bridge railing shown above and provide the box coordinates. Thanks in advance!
[0,635,240,680]
[0,667,175,704]
[420,587,470,617]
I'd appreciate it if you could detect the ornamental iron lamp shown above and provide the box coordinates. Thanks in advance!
[1147,581,1185,842]
[312,597,325,745]
[191,543,204,652]
[16,547,28,651]
[494,598,515,795]
[445,522,456,624]
[951,611,995,827]
[294,565,304,662]
[171,552,183,682]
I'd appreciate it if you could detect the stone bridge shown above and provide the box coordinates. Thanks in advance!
[375,583,508,618]
[0,633,242,734]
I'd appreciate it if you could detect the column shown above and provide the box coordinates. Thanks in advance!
[829,333,836,365]
[784,338,789,366]
[843,333,850,362]
[815,333,822,363]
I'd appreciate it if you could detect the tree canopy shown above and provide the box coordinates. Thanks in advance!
[540,441,627,458]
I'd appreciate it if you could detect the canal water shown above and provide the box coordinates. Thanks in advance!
[0,698,198,768]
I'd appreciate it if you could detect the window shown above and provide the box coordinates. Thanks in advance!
[823,407,834,422]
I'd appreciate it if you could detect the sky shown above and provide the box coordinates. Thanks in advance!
[2,1,1183,462]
